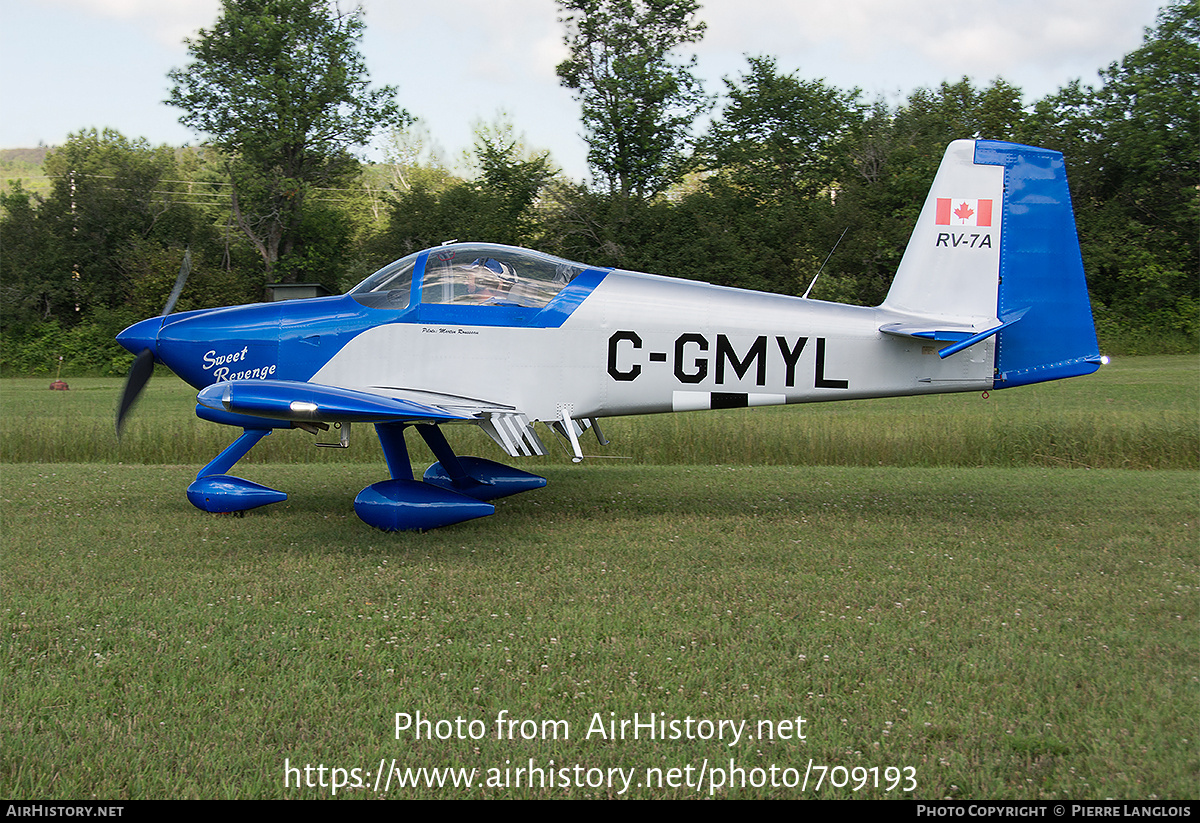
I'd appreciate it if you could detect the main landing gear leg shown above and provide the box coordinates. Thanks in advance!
[353,422,494,532]
[418,424,547,502]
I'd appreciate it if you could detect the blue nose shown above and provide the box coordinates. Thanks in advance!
[116,316,164,356]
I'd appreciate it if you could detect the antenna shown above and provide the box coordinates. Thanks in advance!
[803,227,848,299]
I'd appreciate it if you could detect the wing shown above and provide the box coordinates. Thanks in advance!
[197,379,472,423]
[196,379,549,456]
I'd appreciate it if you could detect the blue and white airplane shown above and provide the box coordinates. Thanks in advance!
[116,140,1103,531]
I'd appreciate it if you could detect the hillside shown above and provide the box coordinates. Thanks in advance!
[0,147,52,197]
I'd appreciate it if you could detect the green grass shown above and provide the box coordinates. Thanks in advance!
[1,356,1197,798]
[2,355,1196,469]
[2,464,1196,799]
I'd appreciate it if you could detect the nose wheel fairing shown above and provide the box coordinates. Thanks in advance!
[187,474,288,513]
[185,428,289,513]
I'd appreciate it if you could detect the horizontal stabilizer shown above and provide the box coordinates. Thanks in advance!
[881,309,1028,360]
[935,310,1027,359]
[197,380,472,423]
[879,323,985,343]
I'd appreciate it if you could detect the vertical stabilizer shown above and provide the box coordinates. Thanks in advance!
[883,140,1101,388]
[883,139,1006,322]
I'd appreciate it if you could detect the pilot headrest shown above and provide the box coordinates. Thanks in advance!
[472,258,516,286]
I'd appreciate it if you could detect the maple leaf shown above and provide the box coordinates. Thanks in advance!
[954,202,975,222]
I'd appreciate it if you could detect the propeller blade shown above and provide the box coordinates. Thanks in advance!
[162,247,191,317]
[117,249,189,434]
[116,348,155,436]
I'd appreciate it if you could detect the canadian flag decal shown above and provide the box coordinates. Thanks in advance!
[936,198,992,227]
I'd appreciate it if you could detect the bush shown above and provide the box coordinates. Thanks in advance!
[0,309,137,376]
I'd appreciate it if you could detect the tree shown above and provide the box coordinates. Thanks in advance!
[0,131,264,375]
[1085,0,1198,346]
[381,117,557,254]
[469,116,557,244]
[381,120,454,195]
[167,0,409,280]
[556,0,710,200]
[2,129,205,325]
[1025,1,1197,349]
[702,56,864,201]
[1090,0,1197,274]
[0,182,63,328]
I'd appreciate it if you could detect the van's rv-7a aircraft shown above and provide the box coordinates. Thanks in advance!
[116,140,1104,531]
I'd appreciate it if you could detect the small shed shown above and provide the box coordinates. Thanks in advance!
[265,283,333,302]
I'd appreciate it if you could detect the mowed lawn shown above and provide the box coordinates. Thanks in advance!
[1,357,1196,798]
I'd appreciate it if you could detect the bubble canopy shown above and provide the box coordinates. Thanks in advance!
[348,243,593,311]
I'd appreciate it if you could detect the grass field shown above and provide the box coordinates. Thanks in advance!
[2,357,1197,799]
[2,355,1197,470]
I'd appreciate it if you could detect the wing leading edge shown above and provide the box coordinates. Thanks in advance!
[197,380,474,424]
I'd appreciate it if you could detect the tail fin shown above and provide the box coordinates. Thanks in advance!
[882,139,1102,388]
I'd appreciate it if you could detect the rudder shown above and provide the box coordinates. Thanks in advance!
[976,140,1102,388]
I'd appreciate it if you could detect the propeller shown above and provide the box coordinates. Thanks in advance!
[116,248,191,435]
[161,245,191,317]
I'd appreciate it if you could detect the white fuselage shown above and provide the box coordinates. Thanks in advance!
[312,271,995,424]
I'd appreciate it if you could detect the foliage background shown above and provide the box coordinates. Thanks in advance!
[1,0,1195,376]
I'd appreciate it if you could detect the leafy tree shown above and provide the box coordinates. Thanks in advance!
[555,0,710,200]
[379,119,556,257]
[883,77,1028,192]
[118,237,260,321]
[167,0,409,280]
[1025,79,1100,174]
[0,130,257,373]
[798,77,1032,306]
[381,120,454,195]
[2,129,206,326]
[469,117,557,244]
[659,58,869,299]
[1089,0,1198,281]
[701,56,863,202]
[1026,1,1197,349]
[0,182,63,327]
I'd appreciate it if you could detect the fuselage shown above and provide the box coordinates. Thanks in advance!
[119,242,995,426]
[315,271,995,422]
